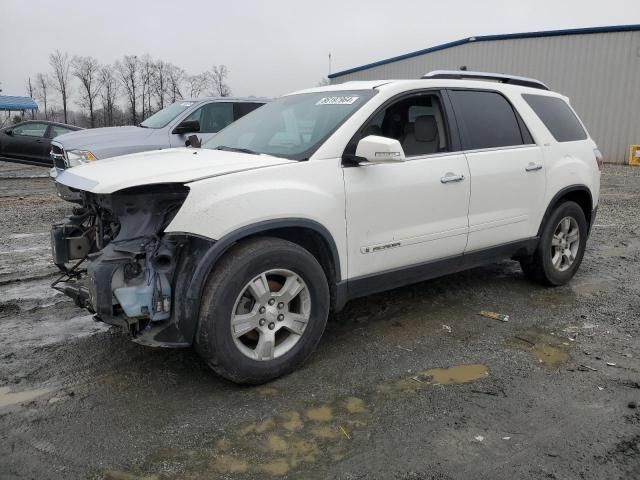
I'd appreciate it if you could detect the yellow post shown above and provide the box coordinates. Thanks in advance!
[630,145,640,166]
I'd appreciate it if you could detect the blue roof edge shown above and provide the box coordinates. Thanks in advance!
[328,24,640,79]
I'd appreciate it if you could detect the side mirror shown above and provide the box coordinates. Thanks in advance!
[186,134,201,148]
[353,135,405,164]
[172,120,200,135]
[4,129,13,136]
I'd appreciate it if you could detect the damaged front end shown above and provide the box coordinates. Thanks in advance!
[51,184,210,347]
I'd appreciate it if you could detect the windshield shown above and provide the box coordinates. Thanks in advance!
[140,101,197,129]
[203,91,375,160]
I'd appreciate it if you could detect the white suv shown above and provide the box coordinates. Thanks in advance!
[51,71,602,384]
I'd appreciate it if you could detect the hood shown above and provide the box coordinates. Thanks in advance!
[55,148,294,194]
[53,126,154,150]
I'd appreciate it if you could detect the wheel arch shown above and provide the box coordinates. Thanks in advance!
[537,185,594,237]
[175,218,342,344]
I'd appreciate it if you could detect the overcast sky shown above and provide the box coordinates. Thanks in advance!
[1,0,639,103]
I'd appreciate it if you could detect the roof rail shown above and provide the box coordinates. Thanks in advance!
[422,70,550,90]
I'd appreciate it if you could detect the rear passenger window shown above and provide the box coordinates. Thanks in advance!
[522,94,587,142]
[449,90,527,150]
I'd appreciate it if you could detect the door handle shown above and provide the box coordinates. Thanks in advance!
[440,173,465,183]
[525,163,543,172]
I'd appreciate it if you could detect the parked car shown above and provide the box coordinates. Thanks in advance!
[50,97,267,200]
[0,120,81,166]
[51,71,601,384]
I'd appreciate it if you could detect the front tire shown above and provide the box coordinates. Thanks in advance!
[195,237,330,384]
[520,201,588,286]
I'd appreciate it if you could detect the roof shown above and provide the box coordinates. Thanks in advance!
[14,120,82,130]
[329,23,640,79]
[288,80,391,95]
[180,96,269,103]
[289,79,564,100]
[0,96,38,111]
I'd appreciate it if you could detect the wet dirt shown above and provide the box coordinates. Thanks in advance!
[0,385,53,408]
[1,162,640,480]
[511,328,572,368]
[105,362,491,479]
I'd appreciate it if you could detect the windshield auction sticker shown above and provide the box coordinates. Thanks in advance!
[316,96,360,105]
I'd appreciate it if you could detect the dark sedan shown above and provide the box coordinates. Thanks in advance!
[0,120,82,166]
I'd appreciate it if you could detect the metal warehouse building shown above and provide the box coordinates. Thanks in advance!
[329,24,640,164]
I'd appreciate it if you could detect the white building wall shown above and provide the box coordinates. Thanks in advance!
[330,31,640,164]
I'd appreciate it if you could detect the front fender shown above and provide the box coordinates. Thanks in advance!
[163,217,343,345]
[166,160,347,275]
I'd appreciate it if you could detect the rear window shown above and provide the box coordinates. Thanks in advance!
[448,90,528,150]
[522,94,587,142]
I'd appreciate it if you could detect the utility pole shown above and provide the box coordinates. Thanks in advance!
[328,53,332,76]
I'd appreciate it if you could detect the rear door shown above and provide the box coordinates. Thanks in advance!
[447,89,546,252]
[3,122,50,163]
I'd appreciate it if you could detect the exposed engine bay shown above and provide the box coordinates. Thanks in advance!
[51,184,192,342]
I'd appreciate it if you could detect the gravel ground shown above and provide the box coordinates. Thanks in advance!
[0,160,638,480]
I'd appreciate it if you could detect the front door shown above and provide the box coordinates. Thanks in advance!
[169,102,234,147]
[447,89,547,252]
[4,122,49,162]
[343,91,470,280]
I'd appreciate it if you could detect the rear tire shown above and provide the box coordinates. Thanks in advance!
[520,201,588,286]
[195,237,329,384]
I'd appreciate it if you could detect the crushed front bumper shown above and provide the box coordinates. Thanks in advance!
[50,184,209,347]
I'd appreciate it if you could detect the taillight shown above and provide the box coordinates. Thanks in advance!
[594,148,604,171]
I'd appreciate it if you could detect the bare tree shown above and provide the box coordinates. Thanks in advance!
[99,67,118,126]
[35,74,50,120]
[210,65,231,97]
[167,64,185,103]
[49,50,72,123]
[187,73,209,98]
[152,60,169,110]
[139,54,154,120]
[25,77,36,119]
[72,56,102,127]
[116,55,140,124]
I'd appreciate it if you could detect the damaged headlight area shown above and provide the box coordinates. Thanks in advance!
[51,184,190,337]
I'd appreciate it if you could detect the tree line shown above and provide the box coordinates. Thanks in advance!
[21,51,232,128]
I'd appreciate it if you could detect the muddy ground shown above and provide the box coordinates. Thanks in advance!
[0,160,638,480]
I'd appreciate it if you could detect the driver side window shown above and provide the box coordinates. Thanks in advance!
[349,93,450,158]
[185,103,234,134]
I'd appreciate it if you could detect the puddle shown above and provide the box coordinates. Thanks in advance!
[204,398,367,477]
[379,364,489,395]
[572,282,613,296]
[333,298,466,343]
[511,328,572,368]
[256,386,279,396]
[114,363,489,478]
[0,279,61,303]
[601,238,640,258]
[304,405,333,422]
[0,385,52,408]
[0,313,109,351]
[7,232,49,240]
[528,288,576,307]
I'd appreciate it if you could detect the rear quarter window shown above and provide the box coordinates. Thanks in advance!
[522,94,587,142]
